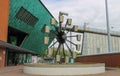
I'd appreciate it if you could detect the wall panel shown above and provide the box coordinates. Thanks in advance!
[82,32,120,55]
[0,0,9,67]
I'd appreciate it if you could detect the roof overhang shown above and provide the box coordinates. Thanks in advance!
[0,40,35,54]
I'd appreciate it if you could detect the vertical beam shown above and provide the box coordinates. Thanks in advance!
[0,0,9,67]
[55,43,61,56]
[105,0,112,52]
[82,32,88,55]
[62,44,65,59]
[70,32,72,49]
[65,43,73,56]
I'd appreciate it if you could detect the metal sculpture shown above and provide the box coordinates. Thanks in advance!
[44,12,81,63]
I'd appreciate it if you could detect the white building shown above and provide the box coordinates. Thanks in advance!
[77,26,120,55]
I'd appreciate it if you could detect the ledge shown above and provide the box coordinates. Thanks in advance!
[23,63,105,75]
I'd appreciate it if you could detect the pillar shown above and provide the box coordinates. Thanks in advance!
[0,0,9,67]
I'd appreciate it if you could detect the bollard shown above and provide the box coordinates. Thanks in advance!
[70,58,74,63]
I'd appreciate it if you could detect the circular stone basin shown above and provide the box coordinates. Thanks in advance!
[23,63,105,76]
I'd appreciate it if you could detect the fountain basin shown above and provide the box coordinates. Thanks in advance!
[23,63,105,75]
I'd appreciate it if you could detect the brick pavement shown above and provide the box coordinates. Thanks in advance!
[0,65,120,76]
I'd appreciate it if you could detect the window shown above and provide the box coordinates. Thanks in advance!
[97,48,100,54]
[16,7,38,27]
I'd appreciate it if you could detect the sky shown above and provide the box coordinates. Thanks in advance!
[41,0,120,52]
[41,0,120,31]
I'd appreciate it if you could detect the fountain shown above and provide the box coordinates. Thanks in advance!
[23,12,105,75]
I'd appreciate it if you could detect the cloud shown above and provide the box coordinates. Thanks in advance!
[41,0,120,31]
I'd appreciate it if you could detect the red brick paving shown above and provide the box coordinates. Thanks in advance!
[0,65,120,76]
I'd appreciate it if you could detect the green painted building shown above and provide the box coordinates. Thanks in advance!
[8,0,57,53]
[7,0,57,65]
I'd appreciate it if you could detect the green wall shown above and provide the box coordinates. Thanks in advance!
[8,0,57,54]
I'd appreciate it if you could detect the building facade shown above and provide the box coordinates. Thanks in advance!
[0,0,56,67]
[79,26,120,55]
[74,26,120,67]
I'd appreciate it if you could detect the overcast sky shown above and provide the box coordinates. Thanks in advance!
[41,0,120,31]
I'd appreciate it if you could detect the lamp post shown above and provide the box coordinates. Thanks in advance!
[105,0,112,52]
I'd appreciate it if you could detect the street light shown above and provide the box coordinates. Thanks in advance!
[105,0,112,52]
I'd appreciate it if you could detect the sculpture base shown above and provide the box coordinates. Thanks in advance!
[23,63,105,75]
